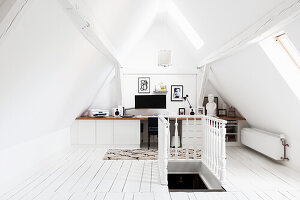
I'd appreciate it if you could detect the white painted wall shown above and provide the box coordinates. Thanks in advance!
[209,33,300,170]
[0,0,116,192]
[122,74,197,115]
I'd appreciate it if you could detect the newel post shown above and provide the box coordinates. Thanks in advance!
[220,122,227,184]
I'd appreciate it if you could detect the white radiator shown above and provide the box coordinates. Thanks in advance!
[241,128,287,160]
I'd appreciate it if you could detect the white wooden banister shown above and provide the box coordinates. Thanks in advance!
[158,114,227,186]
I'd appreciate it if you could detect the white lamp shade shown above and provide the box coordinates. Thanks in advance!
[158,50,172,67]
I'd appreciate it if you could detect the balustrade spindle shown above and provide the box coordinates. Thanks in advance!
[175,118,179,160]
[193,117,197,159]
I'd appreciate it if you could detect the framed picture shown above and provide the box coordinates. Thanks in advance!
[138,77,150,93]
[171,85,183,101]
[218,109,227,117]
[203,96,218,115]
[197,107,205,115]
[179,108,185,115]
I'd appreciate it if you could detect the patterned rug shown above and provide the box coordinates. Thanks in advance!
[103,148,201,160]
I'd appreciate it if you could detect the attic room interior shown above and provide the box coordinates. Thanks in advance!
[1,0,300,199]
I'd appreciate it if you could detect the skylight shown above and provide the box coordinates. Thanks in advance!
[260,32,300,100]
[167,0,204,50]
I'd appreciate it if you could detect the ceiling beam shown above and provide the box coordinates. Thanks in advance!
[58,0,125,67]
[199,0,300,66]
[0,0,26,43]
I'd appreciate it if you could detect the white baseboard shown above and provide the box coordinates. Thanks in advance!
[0,127,71,195]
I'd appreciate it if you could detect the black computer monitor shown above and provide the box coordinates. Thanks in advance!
[135,95,166,109]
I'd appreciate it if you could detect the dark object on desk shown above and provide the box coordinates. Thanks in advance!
[121,115,135,118]
[148,117,158,149]
[135,95,166,109]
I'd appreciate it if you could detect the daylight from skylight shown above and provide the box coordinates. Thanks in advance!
[167,0,204,50]
[260,33,300,100]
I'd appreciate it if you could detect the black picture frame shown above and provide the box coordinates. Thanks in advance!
[171,85,183,101]
[203,96,219,115]
[179,108,185,115]
[218,109,227,117]
[138,77,150,93]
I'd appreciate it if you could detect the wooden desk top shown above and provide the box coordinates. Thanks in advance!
[76,116,246,121]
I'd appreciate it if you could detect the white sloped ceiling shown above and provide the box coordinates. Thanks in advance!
[208,17,300,170]
[0,0,116,150]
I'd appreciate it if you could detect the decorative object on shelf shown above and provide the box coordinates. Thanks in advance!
[138,77,150,93]
[178,108,185,115]
[203,95,218,116]
[189,108,195,115]
[183,94,195,115]
[228,106,236,117]
[205,94,217,117]
[197,107,205,115]
[218,109,227,117]
[154,82,167,93]
[158,50,172,67]
[171,85,183,101]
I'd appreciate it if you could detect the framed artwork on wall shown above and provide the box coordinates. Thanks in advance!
[179,108,185,115]
[218,109,227,117]
[171,85,183,101]
[138,77,150,93]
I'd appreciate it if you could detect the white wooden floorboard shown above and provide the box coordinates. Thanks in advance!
[7,148,87,200]
[110,161,132,192]
[255,190,273,200]
[95,193,106,200]
[286,190,300,199]
[170,192,190,200]
[21,150,87,200]
[140,161,152,192]
[278,191,296,200]
[103,192,124,200]
[228,148,293,191]
[123,161,145,192]
[231,192,248,200]
[242,191,264,200]
[56,149,100,193]
[2,147,300,200]
[0,147,76,198]
[153,191,171,200]
[37,149,94,195]
[96,160,123,193]
[187,193,197,200]
[123,192,134,200]
[70,149,105,193]
[237,148,300,189]
[134,192,154,200]
[84,160,114,192]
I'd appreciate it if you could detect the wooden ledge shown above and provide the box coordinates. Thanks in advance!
[76,116,246,121]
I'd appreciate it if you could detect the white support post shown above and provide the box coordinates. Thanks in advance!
[193,117,197,159]
[197,65,210,107]
[175,118,179,160]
